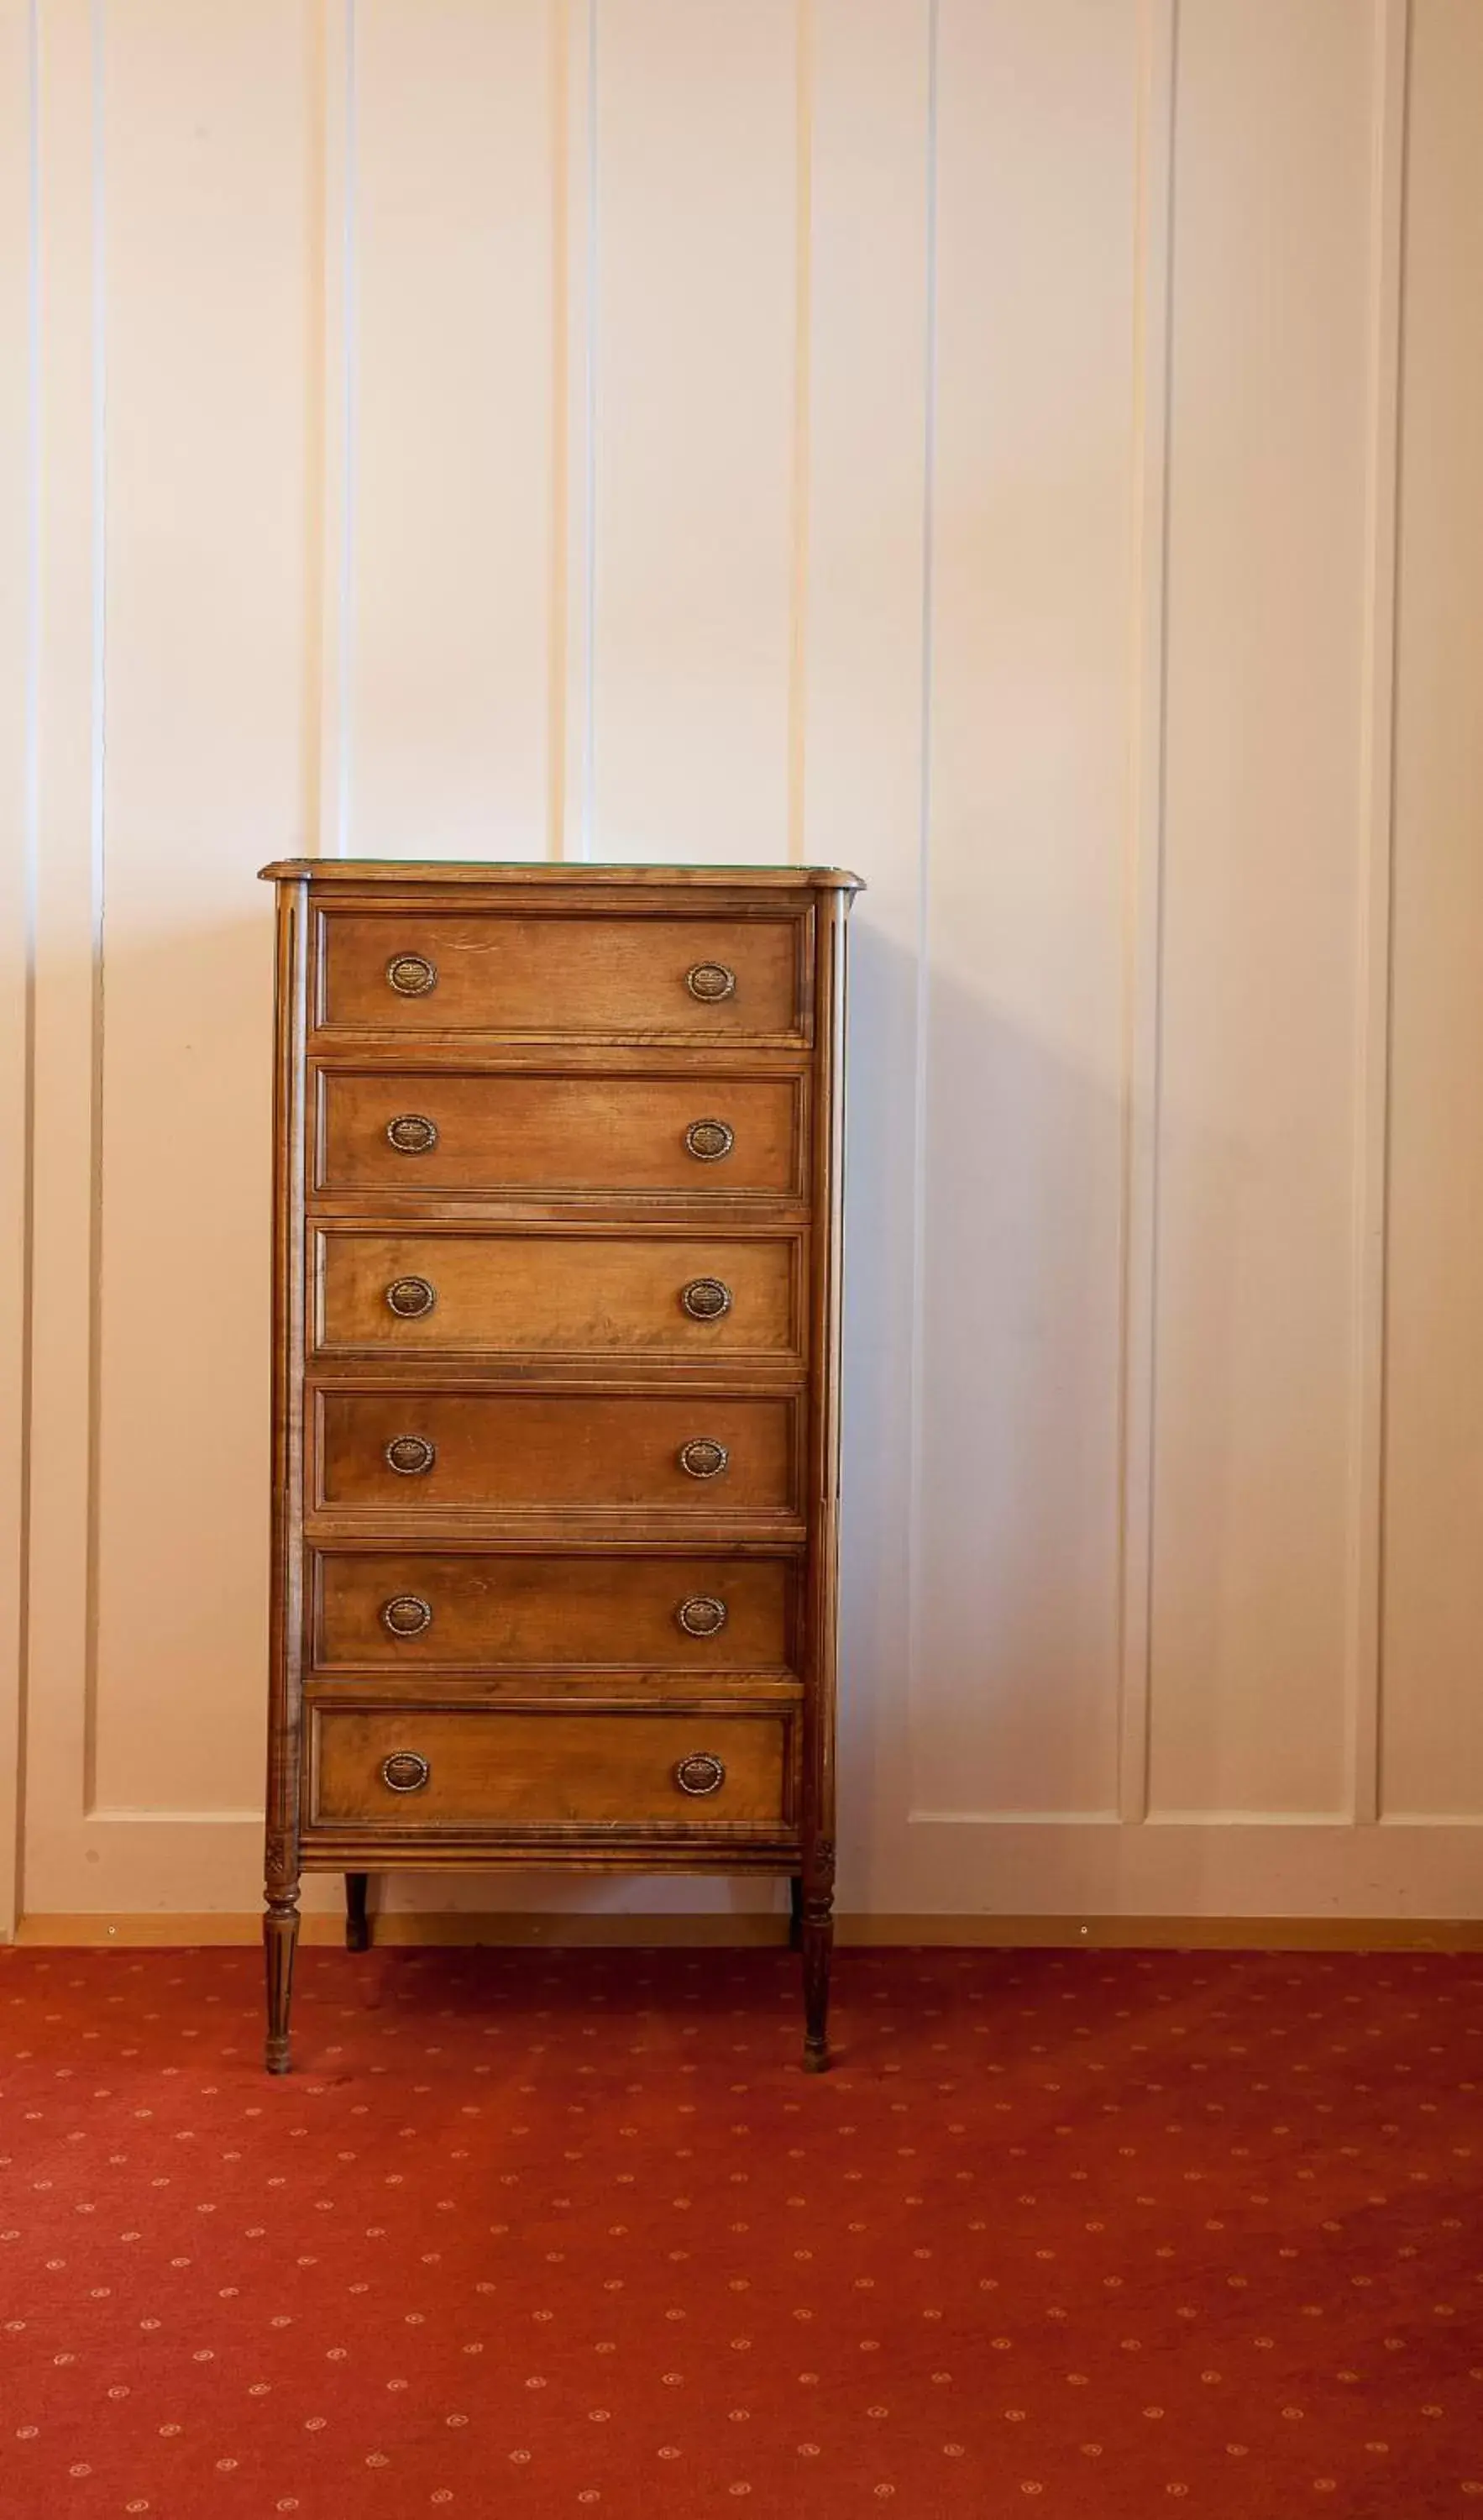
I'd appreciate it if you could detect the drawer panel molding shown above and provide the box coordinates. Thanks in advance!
[308,1705,794,1835]
[311,1548,797,1675]
[314,1388,804,1523]
[317,908,812,1043]
[317,1069,807,1201]
[314,1227,806,1363]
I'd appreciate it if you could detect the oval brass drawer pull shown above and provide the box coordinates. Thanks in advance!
[684,1118,734,1163]
[678,1438,729,1481]
[386,1113,438,1154]
[386,1275,437,1319]
[680,1276,731,1322]
[676,1594,727,1638]
[385,952,437,997]
[673,1751,726,1797]
[685,961,735,1004]
[381,1593,432,1639]
[380,1750,430,1793]
[385,1434,436,1476]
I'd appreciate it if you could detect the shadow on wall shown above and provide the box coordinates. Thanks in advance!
[836,908,1245,1914]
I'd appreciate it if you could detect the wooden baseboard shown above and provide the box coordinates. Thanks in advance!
[10,1911,1483,1951]
[854,1914,1483,1950]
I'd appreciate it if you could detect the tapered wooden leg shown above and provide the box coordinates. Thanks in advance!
[264,1890,300,2075]
[800,1887,834,2072]
[788,1875,804,1952]
[345,1872,370,1952]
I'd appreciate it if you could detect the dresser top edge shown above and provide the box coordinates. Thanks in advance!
[259,859,865,895]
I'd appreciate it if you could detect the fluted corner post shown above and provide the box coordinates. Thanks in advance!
[264,875,309,2078]
[797,886,851,2077]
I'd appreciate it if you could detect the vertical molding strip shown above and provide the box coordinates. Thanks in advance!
[299,0,328,855]
[14,0,40,1921]
[1116,0,1176,1825]
[78,0,107,1813]
[23,0,107,1909]
[558,0,595,861]
[1348,0,1409,1825]
[785,0,814,865]
[0,0,42,1934]
[547,0,569,858]
[316,0,356,856]
[903,0,939,1787]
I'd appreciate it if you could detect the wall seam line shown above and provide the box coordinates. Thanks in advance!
[785,0,813,868]
[80,0,107,1818]
[904,0,939,1817]
[336,0,357,857]
[1347,0,1409,1828]
[8,0,44,1935]
[299,0,327,858]
[547,0,569,860]
[579,0,597,858]
[1116,0,1176,1827]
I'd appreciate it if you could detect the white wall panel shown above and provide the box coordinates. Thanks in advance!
[913,0,1140,1821]
[352,0,556,859]
[10,0,1483,1926]
[0,0,34,1933]
[1147,0,1376,1819]
[1381,0,1483,1819]
[802,0,930,1905]
[24,0,107,1912]
[89,0,311,1821]
[590,0,798,862]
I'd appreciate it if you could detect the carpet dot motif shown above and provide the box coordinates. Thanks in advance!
[1,1946,1480,2517]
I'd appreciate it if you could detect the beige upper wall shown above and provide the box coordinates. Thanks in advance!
[3,0,1480,1929]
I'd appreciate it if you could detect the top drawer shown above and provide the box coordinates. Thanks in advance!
[316,909,811,1044]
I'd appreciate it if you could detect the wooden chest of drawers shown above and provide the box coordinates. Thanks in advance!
[259,861,860,2072]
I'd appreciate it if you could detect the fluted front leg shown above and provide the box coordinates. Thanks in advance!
[345,1872,370,1952]
[264,1880,300,2075]
[799,1836,836,2072]
[800,1887,834,2071]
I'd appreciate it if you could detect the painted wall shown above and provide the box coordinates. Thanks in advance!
[3,0,1480,1929]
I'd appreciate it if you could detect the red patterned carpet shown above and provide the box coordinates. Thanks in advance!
[2,1945,1481,2519]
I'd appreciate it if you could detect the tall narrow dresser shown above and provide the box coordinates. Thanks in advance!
[259,861,861,2073]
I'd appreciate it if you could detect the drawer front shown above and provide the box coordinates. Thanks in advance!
[312,1550,794,1673]
[308,1706,790,1830]
[317,1070,804,1200]
[316,1390,799,1519]
[319,911,808,1042]
[317,1231,802,1360]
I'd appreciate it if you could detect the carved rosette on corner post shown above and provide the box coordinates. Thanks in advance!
[259,858,861,2072]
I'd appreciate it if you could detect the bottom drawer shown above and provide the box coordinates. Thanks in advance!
[307,1704,791,1833]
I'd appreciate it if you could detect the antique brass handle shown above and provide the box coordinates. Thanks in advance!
[380,1750,430,1793]
[685,961,736,1004]
[673,1752,726,1797]
[385,1434,436,1475]
[385,952,437,997]
[676,1594,727,1638]
[678,1438,730,1480]
[386,1113,438,1154]
[386,1275,437,1319]
[684,1118,734,1163]
[381,1594,432,1639]
[680,1276,732,1322]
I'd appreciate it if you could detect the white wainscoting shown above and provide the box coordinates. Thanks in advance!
[3,0,1480,1930]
